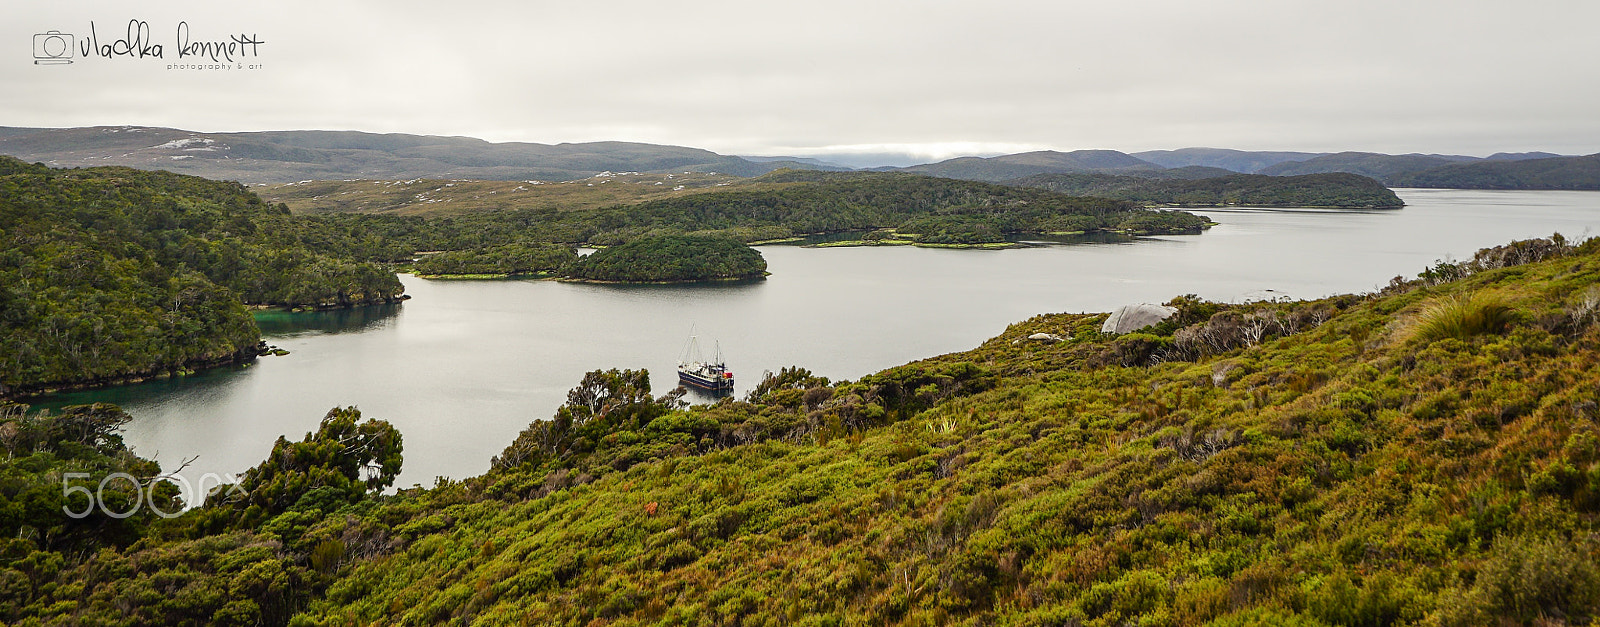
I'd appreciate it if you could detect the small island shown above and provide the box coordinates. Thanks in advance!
[810,228,1026,249]
[563,235,768,283]
[1006,172,1406,209]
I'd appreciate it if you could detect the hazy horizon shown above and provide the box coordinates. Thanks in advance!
[4,0,1598,162]
[3,122,1588,171]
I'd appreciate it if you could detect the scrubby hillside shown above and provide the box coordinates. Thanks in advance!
[4,235,1600,625]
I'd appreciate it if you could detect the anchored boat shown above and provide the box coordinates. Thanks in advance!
[678,333,734,392]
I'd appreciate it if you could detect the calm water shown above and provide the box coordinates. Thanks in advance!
[32,189,1600,487]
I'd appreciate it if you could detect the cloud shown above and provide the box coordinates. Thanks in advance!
[2,0,1598,158]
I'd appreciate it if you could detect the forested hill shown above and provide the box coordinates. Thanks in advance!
[1255,151,1600,189]
[276,171,1213,269]
[0,157,403,396]
[1006,171,1405,208]
[895,149,1163,181]
[356,172,1216,277]
[1391,153,1600,190]
[567,170,1210,244]
[5,234,1600,624]
[1255,152,1467,181]
[565,235,768,282]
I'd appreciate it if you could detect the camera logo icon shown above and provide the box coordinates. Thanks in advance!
[34,31,75,65]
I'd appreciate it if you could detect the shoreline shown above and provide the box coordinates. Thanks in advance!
[809,239,1025,249]
[557,273,769,285]
[801,225,1212,249]
[5,297,411,402]
[1140,202,1405,210]
[413,273,768,284]
[249,294,412,312]
[2,347,265,403]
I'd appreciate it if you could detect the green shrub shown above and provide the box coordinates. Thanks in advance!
[1206,608,1333,627]
[1436,534,1600,625]
[1412,294,1516,343]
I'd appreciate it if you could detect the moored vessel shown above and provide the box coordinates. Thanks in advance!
[678,333,734,392]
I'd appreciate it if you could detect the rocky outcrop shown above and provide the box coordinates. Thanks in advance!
[1102,304,1178,334]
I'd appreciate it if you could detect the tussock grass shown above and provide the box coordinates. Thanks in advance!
[1412,294,1517,343]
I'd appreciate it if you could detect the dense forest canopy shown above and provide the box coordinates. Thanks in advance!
[0,157,404,395]
[410,242,577,278]
[564,235,768,282]
[3,234,1599,624]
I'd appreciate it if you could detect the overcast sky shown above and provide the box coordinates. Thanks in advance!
[5,0,1598,163]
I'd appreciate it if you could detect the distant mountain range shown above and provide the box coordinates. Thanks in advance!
[0,126,1593,189]
[896,150,1162,181]
[738,155,855,170]
[889,149,1597,189]
[1390,153,1600,190]
[1256,151,1600,189]
[0,126,841,184]
[1130,148,1327,174]
[1258,152,1473,180]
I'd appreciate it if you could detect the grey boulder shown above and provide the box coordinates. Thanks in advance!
[1101,304,1178,334]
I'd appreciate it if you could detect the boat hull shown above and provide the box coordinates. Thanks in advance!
[679,370,734,391]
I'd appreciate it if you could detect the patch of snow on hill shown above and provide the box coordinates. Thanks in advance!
[152,137,215,150]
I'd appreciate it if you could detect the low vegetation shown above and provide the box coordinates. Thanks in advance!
[4,233,1600,625]
[263,172,743,217]
[1410,294,1517,343]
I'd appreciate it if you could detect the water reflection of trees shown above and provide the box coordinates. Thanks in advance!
[254,303,405,337]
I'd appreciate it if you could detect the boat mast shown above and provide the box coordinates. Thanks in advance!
[680,324,704,366]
